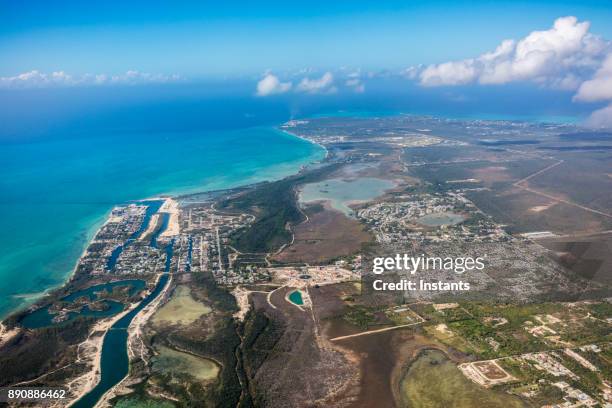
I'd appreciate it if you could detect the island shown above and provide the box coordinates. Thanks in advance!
[1,114,610,408]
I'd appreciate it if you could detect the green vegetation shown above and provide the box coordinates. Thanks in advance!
[343,305,386,330]
[219,165,338,253]
[192,272,238,314]
[558,353,605,398]
[589,301,612,319]
[385,307,420,325]
[166,317,241,408]
[241,309,285,375]
[528,384,564,406]
[149,273,243,408]
[400,350,527,408]
[114,396,175,408]
[0,318,92,386]
[420,302,611,359]
[560,317,612,344]
[499,357,554,385]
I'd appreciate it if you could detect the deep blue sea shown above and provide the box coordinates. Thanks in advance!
[0,80,589,318]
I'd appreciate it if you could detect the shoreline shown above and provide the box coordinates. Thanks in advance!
[2,125,325,322]
[276,127,329,160]
[0,212,109,322]
[1,125,328,405]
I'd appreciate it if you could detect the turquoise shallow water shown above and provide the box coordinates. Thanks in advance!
[0,127,324,318]
[288,290,304,306]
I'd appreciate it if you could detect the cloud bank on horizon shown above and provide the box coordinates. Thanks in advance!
[0,70,181,88]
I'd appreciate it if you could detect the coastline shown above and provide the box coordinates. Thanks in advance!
[276,127,329,160]
[1,125,325,321]
[1,125,327,405]
[1,211,109,320]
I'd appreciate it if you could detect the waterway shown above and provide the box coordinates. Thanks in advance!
[107,200,164,271]
[72,272,170,408]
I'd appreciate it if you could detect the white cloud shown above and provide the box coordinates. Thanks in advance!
[418,16,610,89]
[0,70,75,88]
[401,65,423,80]
[345,78,365,93]
[585,103,612,128]
[256,70,364,96]
[0,70,181,89]
[411,16,612,128]
[256,73,292,96]
[574,54,612,102]
[420,59,478,86]
[296,72,336,94]
[574,53,612,127]
[345,71,365,93]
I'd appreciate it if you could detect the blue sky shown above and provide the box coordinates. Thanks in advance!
[2,0,612,76]
[2,0,612,127]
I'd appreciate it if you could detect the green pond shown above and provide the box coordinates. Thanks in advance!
[299,177,395,216]
[152,346,219,381]
[417,212,465,227]
[400,350,526,408]
[288,290,304,305]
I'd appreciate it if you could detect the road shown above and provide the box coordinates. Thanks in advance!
[513,159,612,220]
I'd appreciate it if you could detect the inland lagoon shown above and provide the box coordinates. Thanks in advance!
[299,177,395,216]
[151,285,211,326]
[417,212,465,227]
[152,346,219,381]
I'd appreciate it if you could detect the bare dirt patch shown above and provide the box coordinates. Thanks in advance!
[274,204,372,264]
[529,202,557,213]
[472,166,511,186]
